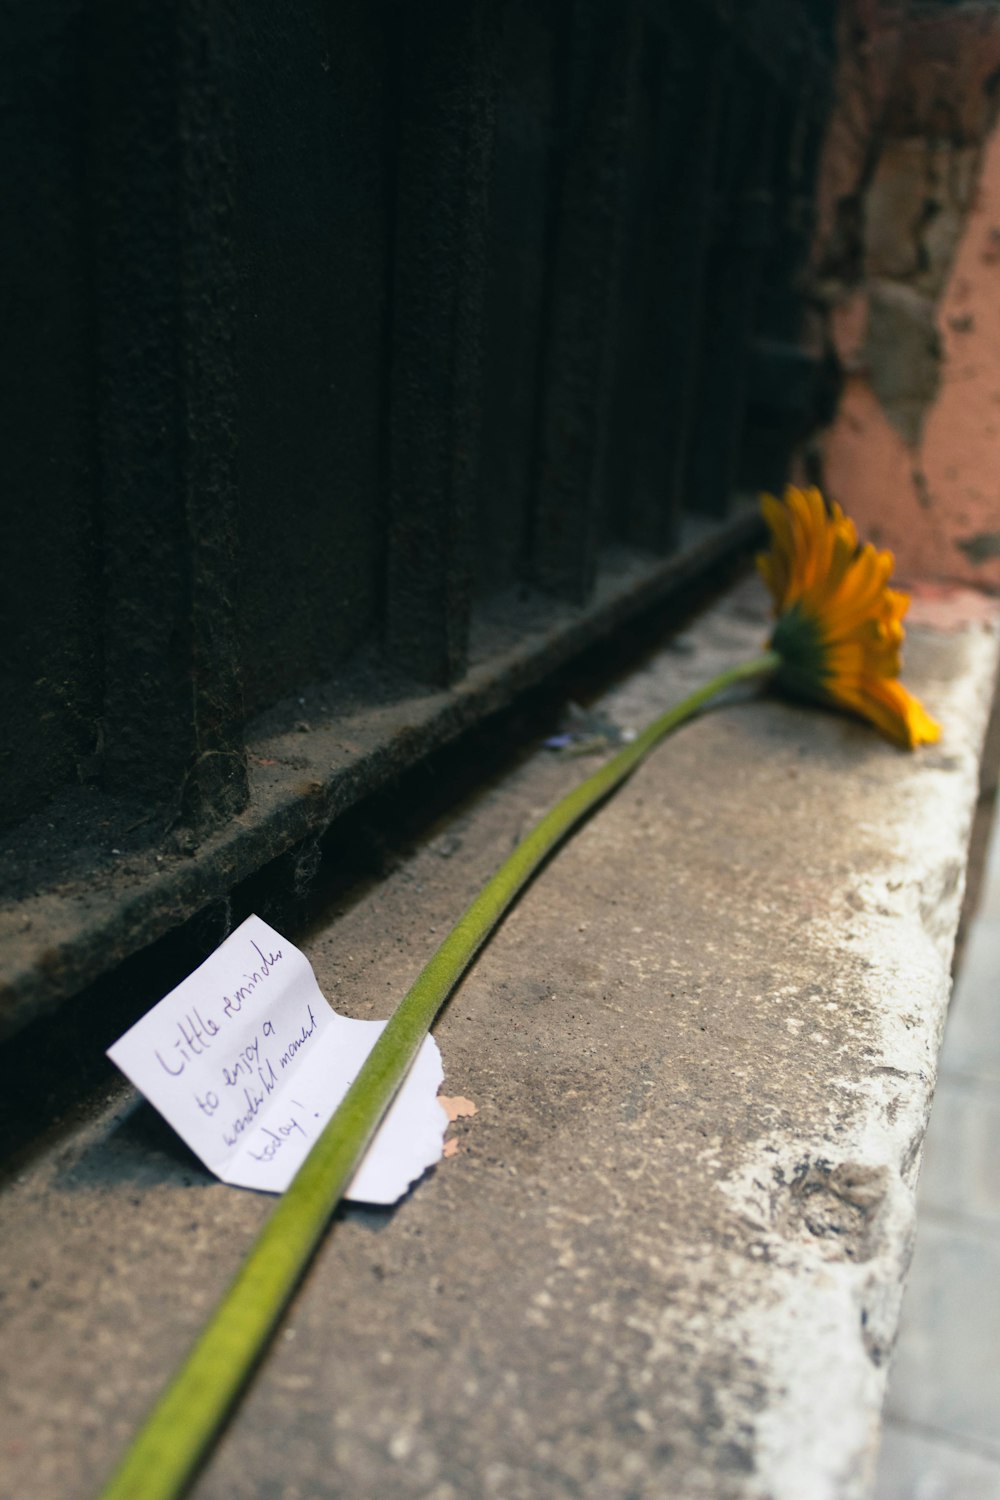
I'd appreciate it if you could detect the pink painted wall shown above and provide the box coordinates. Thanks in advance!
[810,3,1000,592]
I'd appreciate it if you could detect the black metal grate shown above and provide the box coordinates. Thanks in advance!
[0,0,835,1035]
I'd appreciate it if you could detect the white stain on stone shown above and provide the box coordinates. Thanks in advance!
[717,615,999,1499]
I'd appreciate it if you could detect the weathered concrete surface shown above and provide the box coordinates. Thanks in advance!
[1,580,997,1500]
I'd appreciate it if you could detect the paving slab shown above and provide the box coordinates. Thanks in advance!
[882,1216,1000,1458]
[875,1422,1000,1500]
[936,914,1000,1084]
[915,1077,1000,1227]
[1,580,997,1500]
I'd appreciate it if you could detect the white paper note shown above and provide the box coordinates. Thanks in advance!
[107,914,446,1202]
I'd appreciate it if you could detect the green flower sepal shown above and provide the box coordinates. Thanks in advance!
[769,602,829,704]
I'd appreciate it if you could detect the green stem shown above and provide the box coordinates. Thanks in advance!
[97,649,779,1500]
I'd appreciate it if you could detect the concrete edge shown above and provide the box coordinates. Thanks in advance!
[717,615,1000,1499]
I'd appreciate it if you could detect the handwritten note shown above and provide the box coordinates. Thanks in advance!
[107,915,447,1203]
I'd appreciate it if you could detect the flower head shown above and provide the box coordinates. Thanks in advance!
[758,485,941,749]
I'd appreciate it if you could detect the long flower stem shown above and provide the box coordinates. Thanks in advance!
[97,649,779,1500]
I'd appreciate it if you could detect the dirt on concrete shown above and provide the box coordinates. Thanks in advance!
[0,581,996,1500]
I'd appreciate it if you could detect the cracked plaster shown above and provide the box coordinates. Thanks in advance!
[811,1,1000,592]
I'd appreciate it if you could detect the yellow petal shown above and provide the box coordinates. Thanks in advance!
[758,488,941,750]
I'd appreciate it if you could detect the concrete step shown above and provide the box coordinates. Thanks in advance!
[1,578,997,1500]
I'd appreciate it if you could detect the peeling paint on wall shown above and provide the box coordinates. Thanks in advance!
[808,2,1000,592]
[957,531,1000,565]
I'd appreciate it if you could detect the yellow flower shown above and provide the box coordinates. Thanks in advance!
[758,485,941,749]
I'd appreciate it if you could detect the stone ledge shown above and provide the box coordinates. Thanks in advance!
[0,578,997,1500]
